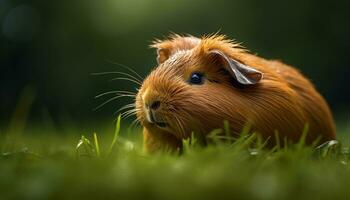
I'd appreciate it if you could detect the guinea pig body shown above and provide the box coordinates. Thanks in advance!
[135,34,336,153]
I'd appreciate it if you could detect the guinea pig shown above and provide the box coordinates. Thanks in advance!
[135,34,336,153]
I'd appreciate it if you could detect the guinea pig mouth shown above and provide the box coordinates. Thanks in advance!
[154,122,168,128]
[147,111,169,128]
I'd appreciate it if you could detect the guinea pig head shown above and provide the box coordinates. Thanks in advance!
[136,35,263,139]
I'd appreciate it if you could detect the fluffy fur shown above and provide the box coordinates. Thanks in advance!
[136,34,336,153]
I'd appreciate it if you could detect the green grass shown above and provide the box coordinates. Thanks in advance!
[1,118,350,200]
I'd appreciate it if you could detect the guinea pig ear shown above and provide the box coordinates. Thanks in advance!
[151,35,201,64]
[209,50,263,85]
[156,48,170,64]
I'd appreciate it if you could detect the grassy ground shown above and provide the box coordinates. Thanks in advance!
[1,118,350,200]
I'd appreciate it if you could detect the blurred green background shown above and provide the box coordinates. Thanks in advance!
[1,0,350,129]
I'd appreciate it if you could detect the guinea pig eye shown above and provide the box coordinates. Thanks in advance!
[189,72,204,85]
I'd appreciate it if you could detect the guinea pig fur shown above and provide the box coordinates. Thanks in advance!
[135,34,336,153]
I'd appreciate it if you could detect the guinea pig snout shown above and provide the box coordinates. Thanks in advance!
[144,102,167,128]
[147,101,161,111]
[141,89,168,127]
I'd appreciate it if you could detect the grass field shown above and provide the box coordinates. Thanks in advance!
[1,117,350,200]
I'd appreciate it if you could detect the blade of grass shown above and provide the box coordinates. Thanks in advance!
[206,128,223,144]
[274,130,281,150]
[3,85,36,152]
[223,120,230,137]
[296,123,309,150]
[93,133,100,157]
[107,114,121,155]
[76,135,94,158]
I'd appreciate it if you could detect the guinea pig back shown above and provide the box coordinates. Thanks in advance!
[135,34,336,153]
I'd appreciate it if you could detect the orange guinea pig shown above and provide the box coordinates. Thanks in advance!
[135,34,336,153]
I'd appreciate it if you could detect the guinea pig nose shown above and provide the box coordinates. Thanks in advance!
[150,101,161,110]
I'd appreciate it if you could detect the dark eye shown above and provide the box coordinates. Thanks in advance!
[189,72,204,85]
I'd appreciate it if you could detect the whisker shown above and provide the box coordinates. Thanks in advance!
[130,118,141,129]
[123,113,137,121]
[115,103,135,115]
[95,91,136,99]
[96,94,135,100]
[121,108,136,117]
[121,108,138,118]
[122,109,140,120]
[94,95,132,111]
[126,108,140,116]
[92,71,142,83]
[173,116,185,138]
[177,115,187,138]
[110,77,141,85]
[106,60,143,80]
[178,120,186,138]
